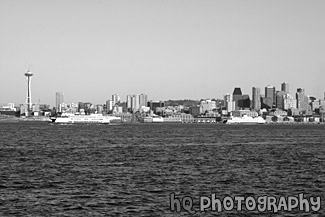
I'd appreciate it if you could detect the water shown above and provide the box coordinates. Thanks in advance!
[0,123,324,216]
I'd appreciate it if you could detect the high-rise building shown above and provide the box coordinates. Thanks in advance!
[133,94,140,112]
[56,92,64,112]
[281,82,289,93]
[296,88,309,112]
[106,100,113,112]
[252,87,261,111]
[265,85,276,108]
[283,93,296,110]
[224,93,235,113]
[276,91,286,110]
[126,94,142,113]
[139,94,148,108]
[241,94,251,108]
[232,87,242,110]
[126,94,132,110]
[112,94,120,105]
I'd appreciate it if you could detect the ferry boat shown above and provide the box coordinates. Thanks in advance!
[225,115,266,124]
[152,116,164,123]
[50,113,121,124]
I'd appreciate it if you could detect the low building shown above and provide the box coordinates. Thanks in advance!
[232,110,258,118]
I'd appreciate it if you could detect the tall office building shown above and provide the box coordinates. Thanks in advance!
[265,85,276,108]
[241,95,251,108]
[224,93,235,113]
[133,94,140,112]
[139,94,148,107]
[126,94,132,110]
[252,87,261,111]
[56,92,64,112]
[281,82,289,93]
[106,100,114,112]
[232,87,243,110]
[276,91,286,110]
[126,94,142,113]
[283,93,296,110]
[296,88,309,112]
[112,94,120,105]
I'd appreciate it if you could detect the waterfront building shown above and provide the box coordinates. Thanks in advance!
[232,110,258,118]
[96,104,104,113]
[269,110,288,116]
[200,99,216,113]
[0,103,16,116]
[281,82,289,93]
[0,103,16,112]
[189,106,200,117]
[147,100,165,114]
[320,100,325,122]
[252,87,261,111]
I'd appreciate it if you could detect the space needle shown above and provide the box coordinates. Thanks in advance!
[24,68,33,116]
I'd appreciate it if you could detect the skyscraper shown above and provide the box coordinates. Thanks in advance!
[224,93,235,113]
[56,92,64,112]
[133,94,140,112]
[139,94,148,108]
[112,94,120,105]
[276,91,286,110]
[126,94,132,110]
[296,88,309,112]
[232,87,242,110]
[126,94,142,113]
[281,82,289,93]
[241,94,251,108]
[265,85,276,108]
[252,87,261,111]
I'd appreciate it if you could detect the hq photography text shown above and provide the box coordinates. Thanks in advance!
[169,193,321,214]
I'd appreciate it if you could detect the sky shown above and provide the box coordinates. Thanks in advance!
[0,0,324,106]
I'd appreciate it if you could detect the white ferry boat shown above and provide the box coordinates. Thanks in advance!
[152,116,164,123]
[225,115,266,124]
[51,113,121,124]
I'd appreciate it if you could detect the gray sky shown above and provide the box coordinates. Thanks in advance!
[1,0,324,106]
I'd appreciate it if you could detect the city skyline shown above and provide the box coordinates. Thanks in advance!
[1,0,325,105]
[2,72,325,108]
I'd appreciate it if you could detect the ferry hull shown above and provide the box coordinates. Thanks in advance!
[51,114,121,124]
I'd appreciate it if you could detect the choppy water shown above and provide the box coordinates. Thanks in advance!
[0,123,324,216]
